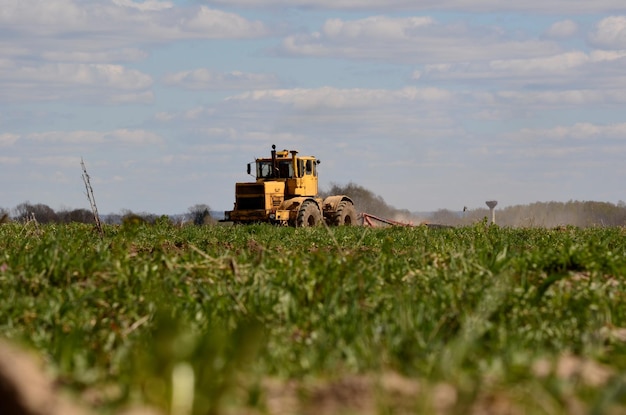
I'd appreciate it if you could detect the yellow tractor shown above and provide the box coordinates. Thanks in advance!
[224,145,357,227]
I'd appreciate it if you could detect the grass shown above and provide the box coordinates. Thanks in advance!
[1,221,626,414]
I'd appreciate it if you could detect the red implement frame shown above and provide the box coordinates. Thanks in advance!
[360,213,415,227]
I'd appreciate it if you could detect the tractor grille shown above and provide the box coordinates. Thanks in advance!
[237,196,265,210]
[235,183,265,210]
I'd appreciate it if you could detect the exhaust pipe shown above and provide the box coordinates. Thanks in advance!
[271,144,277,178]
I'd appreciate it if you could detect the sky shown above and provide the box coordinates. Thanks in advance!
[2,0,626,215]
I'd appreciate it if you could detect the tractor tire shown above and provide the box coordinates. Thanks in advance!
[333,200,357,226]
[296,201,322,227]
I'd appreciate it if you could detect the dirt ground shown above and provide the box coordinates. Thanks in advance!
[0,338,442,415]
[0,339,618,415]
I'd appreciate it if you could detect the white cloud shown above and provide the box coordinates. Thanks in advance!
[154,112,176,122]
[416,50,626,91]
[41,49,149,63]
[321,15,434,40]
[28,131,105,144]
[496,89,626,106]
[0,156,21,165]
[590,16,626,49]
[228,86,453,110]
[0,1,269,44]
[194,130,305,143]
[544,20,578,38]
[112,0,173,11]
[0,1,270,103]
[204,0,626,13]
[29,156,82,168]
[0,0,87,33]
[108,91,155,104]
[152,107,215,122]
[0,133,20,147]
[132,87,467,168]
[153,83,626,153]
[108,129,164,145]
[281,15,560,63]
[25,129,164,145]
[183,107,215,120]
[183,6,267,38]
[50,64,151,89]
[163,69,278,90]
[0,63,153,103]
[512,122,626,141]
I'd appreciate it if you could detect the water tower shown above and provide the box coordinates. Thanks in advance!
[485,200,498,224]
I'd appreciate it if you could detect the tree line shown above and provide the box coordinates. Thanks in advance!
[0,203,214,226]
[2,187,625,228]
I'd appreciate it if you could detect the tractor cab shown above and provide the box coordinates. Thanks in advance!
[247,146,319,197]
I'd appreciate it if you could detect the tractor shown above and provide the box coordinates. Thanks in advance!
[223,145,356,227]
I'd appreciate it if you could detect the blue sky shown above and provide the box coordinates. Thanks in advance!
[2,0,626,215]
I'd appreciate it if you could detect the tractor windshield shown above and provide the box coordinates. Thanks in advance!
[257,161,273,178]
[257,159,294,179]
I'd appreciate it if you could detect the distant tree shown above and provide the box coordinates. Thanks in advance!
[122,213,147,227]
[321,182,393,218]
[13,202,58,224]
[0,207,9,224]
[188,204,214,225]
[120,210,159,225]
[13,203,31,222]
[57,208,95,224]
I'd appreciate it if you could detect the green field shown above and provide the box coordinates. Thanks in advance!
[2,222,626,414]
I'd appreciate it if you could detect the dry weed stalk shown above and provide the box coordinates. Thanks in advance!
[81,158,104,237]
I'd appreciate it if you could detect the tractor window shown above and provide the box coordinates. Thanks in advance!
[257,161,273,178]
[298,160,305,177]
[278,161,293,178]
[296,160,317,177]
[305,160,315,176]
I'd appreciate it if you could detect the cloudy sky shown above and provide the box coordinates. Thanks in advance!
[2,0,626,215]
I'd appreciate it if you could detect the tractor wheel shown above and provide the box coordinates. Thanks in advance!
[296,201,322,227]
[333,200,357,226]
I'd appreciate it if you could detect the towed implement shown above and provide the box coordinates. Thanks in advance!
[224,145,356,227]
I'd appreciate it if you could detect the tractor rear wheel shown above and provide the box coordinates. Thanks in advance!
[296,201,322,227]
[333,200,357,226]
